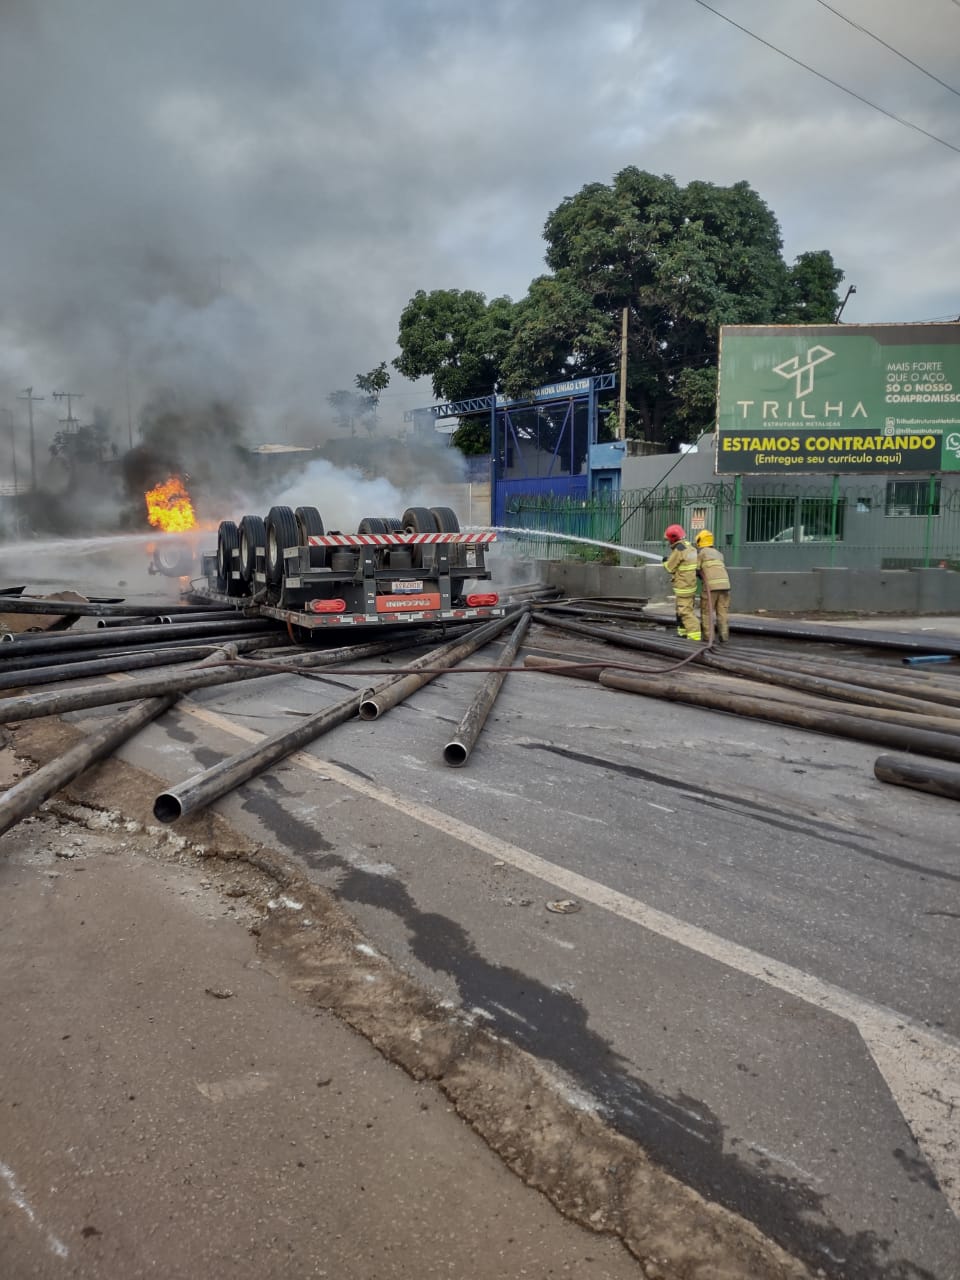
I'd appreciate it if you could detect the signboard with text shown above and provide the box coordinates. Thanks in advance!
[715,323,960,473]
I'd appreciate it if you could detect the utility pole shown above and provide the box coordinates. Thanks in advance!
[834,285,857,323]
[3,408,17,494]
[18,387,44,490]
[52,390,83,433]
[618,306,629,441]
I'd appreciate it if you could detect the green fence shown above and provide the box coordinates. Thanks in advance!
[505,481,960,569]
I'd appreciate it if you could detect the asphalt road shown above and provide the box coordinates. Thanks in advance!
[66,616,960,1280]
[2,535,956,1278]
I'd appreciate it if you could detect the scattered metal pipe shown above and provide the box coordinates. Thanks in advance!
[0,617,272,657]
[0,630,282,676]
[874,754,960,802]
[706,652,960,723]
[96,610,243,629]
[0,644,238,839]
[443,613,531,766]
[640,609,960,657]
[599,670,960,765]
[151,619,518,822]
[0,597,231,620]
[153,688,363,823]
[0,634,284,693]
[358,610,523,721]
[0,634,446,724]
[523,654,604,682]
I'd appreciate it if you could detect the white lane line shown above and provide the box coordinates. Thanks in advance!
[176,703,960,1214]
[0,1160,69,1259]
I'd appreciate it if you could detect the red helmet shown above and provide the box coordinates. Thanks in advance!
[664,524,686,543]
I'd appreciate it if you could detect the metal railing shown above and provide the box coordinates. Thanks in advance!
[504,482,960,570]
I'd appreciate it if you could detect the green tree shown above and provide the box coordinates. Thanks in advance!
[393,168,844,448]
[354,361,391,436]
[783,250,846,323]
[393,289,515,402]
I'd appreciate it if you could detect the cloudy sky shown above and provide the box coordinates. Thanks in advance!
[0,0,957,454]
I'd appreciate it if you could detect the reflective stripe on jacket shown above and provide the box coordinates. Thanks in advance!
[664,540,698,596]
[698,546,730,592]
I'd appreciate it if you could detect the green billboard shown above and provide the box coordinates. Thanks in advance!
[716,323,960,473]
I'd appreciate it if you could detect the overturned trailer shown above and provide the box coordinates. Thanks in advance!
[188,503,505,632]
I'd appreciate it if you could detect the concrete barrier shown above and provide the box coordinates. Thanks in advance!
[534,557,960,615]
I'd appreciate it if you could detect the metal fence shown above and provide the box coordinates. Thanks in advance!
[504,481,960,570]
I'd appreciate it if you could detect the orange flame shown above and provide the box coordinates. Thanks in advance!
[145,476,197,533]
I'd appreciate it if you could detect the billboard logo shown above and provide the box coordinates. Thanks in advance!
[947,432,960,455]
[773,345,835,398]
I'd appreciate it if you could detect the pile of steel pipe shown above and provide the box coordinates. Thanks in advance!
[529,611,960,764]
[0,643,242,838]
[0,595,242,620]
[153,611,524,823]
[638,608,960,658]
[0,630,475,725]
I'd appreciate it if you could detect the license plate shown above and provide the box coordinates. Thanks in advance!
[391,579,424,593]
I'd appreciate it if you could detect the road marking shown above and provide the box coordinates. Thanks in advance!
[0,1160,69,1259]
[177,702,960,1214]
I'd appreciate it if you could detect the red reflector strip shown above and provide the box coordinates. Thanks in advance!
[466,593,499,607]
[308,598,346,613]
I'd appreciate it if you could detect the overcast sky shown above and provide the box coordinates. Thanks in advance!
[0,0,957,451]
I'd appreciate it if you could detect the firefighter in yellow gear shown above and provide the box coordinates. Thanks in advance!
[662,524,701,641]
[695,529,731,643]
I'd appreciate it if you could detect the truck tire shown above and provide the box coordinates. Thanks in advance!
[153,538,193,578]
[238,514,266,584]
[429,507,460,532]
[379,517,404,533]
[265,506,299,586]
[216,521,244,596]
[358,517,388,535]
[295,506,326,568]
[401,507,436,568]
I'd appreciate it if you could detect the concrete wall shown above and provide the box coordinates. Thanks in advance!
[535,558,960,614]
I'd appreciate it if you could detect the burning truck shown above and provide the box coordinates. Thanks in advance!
[144,475,207,578]
[143,476,502,632]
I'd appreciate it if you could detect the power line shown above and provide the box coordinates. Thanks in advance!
[812,0,960,98]
[688,0,960,155]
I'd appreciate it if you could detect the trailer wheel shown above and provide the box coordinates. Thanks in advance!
[238,514,266,584]
[216,521,244,596]
[379,517,404,533]
[430,507,460,533]
[358,517,388,535]
[295,506,327,568]
[152,538,194,577]
[401,507,437,568]
[266,506,299,586]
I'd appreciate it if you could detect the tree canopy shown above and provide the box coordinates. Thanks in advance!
[393,168,843,450]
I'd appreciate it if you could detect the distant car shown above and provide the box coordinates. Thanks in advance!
[768,525,832,543]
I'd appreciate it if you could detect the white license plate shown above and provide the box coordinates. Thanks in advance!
[392,579,424,593]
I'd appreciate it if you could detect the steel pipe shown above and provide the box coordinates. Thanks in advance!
[874,754,960,802]
[0,597,230,620]
[0,634,446,723]
[0,630,282,676]
[0,634,285,693]
[640,609,960,657]
[443,613,531,766]
[0,645,238,839]
[153,689,363,823]
[96,610,243,629]
[599,671,960,765]
[151,621,514,821]
[0,617,271,657]
[358,610,523,721]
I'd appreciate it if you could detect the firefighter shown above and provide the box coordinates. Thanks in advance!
[662,524,701,641]
[695,529,731,643]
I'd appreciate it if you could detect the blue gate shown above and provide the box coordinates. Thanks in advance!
[406,375,615,526]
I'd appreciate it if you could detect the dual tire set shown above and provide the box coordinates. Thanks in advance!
[215,505,461,598]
